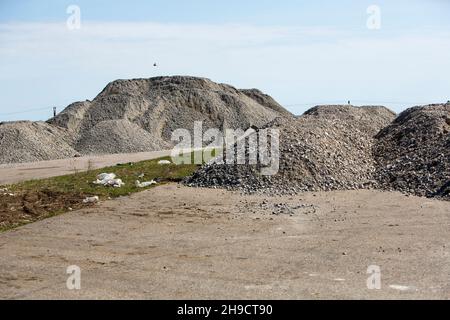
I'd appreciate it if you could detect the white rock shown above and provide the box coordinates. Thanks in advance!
[83,196,99,204]
[135,180,157,188]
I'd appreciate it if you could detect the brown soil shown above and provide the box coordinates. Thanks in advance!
[0,190,90,230]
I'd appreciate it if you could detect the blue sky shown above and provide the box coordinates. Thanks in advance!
[1,0,450,120]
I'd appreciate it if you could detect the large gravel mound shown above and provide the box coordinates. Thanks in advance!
[185,105,396,195]
[0,76,290,164]
[0,121,78,164]
[374,103,450,199]
[49,76,291,153]
[75,119,170,155]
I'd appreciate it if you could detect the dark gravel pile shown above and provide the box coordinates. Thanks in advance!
[374,103,450,199]
[185,105,396,195]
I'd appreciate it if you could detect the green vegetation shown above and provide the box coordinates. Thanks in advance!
[0,151,217,232]
[10,156,198,199]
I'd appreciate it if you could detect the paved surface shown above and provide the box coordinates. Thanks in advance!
[0,184,448,299]
[0,151,172,185]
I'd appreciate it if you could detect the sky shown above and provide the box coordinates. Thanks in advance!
[1,0,450,121]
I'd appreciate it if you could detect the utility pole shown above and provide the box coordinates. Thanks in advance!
[53,107,56,117]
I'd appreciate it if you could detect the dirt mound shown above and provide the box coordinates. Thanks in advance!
[374,103,450,199]
[0,121,78,164]
[185,105,396,195]
[49,76,291,153]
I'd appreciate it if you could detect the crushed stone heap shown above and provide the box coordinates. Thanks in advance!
[48,76,291,157]
[0,121,78,163]
[374,103,450,199]
[185,105,396,195]
[0,76,291,164]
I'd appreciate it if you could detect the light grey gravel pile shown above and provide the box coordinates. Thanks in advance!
[0,76,290,164]
[75,119,169,155]
[374,103,450,199]
[49,76,291,156]
[0,121,78,163]
[185,105,396,195]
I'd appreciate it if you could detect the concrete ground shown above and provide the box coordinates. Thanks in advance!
[0,150,172,185]
[0,184,448,299]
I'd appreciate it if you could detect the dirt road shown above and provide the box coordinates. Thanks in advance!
[0,184,448,299]
[0,151,172,185]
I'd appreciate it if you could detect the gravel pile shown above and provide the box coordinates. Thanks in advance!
[0,76,290,164]
[0,121,78,163]
[185,105,396,195]
[240,89,293,116]
[374,103,450,199]
[75,119,169,155]
[48,76,290,156]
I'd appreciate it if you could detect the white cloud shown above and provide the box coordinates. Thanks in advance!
[0,22,449,120]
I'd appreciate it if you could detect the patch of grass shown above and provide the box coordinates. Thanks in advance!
[10,156,198,198]
[0,152,211,232]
